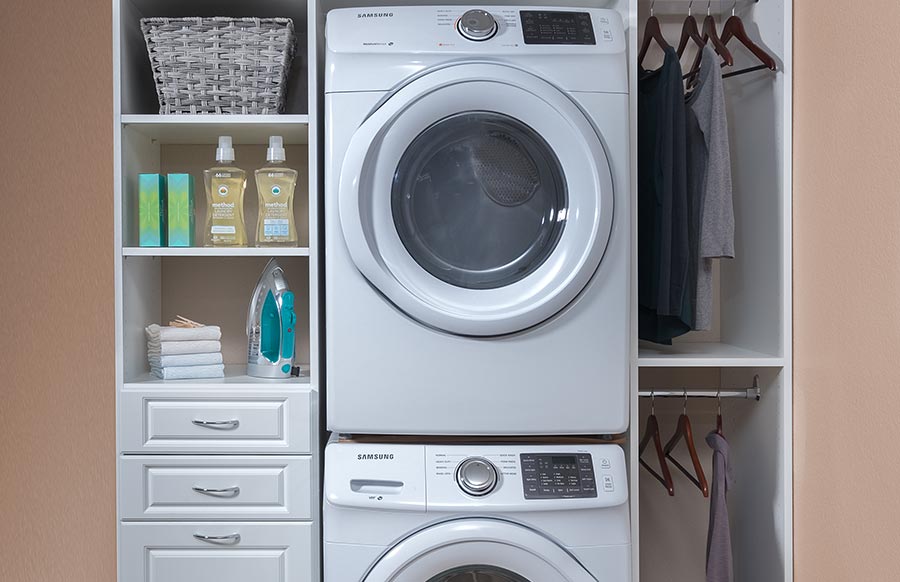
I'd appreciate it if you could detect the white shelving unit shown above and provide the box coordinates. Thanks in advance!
[113,0,323,580]
[624,1,793,582]
[114,0,790,581]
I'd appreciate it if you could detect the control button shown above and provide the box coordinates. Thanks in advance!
[599,458,612,470]
[602,475,615,492]
[457,9,498,41]
[456,457,498,496]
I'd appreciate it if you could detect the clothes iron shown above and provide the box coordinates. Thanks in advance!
[247,258,296,378]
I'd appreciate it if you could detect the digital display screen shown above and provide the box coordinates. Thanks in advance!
[520,11,596,45]
[551,455,577,466]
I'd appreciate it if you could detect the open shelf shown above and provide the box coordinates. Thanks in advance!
[122,115,310,144]
[123,246,310,257]
[638,341,785,368]
[117,0,309,115]
[120,129,310,248]
[124,364,310,390]
[122,256,310,381]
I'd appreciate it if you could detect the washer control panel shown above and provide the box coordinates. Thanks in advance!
[521,453,598,499]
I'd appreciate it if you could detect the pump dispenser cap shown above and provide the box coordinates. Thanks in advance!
[267,136,286,163]
[216,136,235,163]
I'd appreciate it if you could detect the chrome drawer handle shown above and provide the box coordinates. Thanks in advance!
[193,533,241,544]
[192,419,240,430]
[192,485,241,497]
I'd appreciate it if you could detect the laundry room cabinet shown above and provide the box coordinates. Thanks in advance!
[115,0,791,580]
[113,0,324,580]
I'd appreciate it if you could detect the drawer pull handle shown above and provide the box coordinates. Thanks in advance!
[192,485,241,497]
[193,533,241,544]
[192,419,240,430]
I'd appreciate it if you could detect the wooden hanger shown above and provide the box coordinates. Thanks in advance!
[720,1,777,78]
[663,391,709,497]
[701,1,734,66]
[639,0,672,67]
[639,393,675,496]
[677,1,705,58]
[683,2,733,85]
[715,390,725,436]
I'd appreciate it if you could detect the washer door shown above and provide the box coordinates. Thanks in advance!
[363,519,597,582]
[339,63,614,336]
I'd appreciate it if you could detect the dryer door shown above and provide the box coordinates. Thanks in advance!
[339,62,615,336]
[362,519,597,582]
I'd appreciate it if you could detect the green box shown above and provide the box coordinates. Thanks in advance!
[138,174,166,247]
[166,174,195,247]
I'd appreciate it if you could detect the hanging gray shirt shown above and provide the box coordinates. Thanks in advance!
[686,46,735,330]
[706,431,734,582]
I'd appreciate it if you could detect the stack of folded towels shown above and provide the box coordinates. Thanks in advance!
[146,323,224,380]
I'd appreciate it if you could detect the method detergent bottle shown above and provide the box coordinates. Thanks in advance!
[203,136,247,247]
[255,136,299,247]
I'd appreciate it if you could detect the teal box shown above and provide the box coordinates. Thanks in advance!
[138,174,166,247]
[166,174,195,247]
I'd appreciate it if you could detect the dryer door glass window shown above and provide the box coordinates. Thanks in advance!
[391,112,567,290]
[426,565,530,582]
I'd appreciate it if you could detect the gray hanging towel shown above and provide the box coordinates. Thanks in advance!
[706,430,734,582]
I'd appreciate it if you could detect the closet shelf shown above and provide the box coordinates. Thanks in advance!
[638,341,784,368]
[124,364,311,391]
[121,114,310,145]
[122,247,310,257]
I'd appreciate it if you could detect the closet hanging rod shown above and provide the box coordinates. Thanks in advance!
[639,376,760,401]
[643,0,759,14]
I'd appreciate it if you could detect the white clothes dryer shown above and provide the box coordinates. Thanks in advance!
[324,440,631,582]
[325,6,631,435]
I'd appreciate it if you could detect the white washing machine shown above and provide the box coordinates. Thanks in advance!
[324,440,631,581]
[325,6,631,435]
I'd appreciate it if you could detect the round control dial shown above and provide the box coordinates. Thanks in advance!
[457,9,498,41]
[456,457,499,496]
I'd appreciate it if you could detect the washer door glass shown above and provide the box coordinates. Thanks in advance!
[392,112,567,290]
[426,565,530,582]
[362,519,598,582]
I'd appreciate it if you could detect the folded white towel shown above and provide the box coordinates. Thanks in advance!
[149,352,223,368]
[147,340,222,356]
[146,324,222,342]
[151,364,225,380]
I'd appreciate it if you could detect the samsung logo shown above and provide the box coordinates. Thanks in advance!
[358,12,393,18]
[357,453,395,460]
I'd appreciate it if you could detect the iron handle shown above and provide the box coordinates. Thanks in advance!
[192,419,240,430]
[193,532,241,544]
[192,485,241,497]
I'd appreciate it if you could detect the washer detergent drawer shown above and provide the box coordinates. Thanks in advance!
[120,522,313,582]
[120,390,312,453]
[120,456,313,520]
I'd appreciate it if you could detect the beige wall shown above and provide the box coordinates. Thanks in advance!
[0,1,116,580]
[0,0,897,580]
[793,0,900,578]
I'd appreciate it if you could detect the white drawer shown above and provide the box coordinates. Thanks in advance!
[120,522,315,582]
[120,390,313,453]
[120,456,313,520]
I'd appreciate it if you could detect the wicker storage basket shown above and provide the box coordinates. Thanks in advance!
[140,17,295,114]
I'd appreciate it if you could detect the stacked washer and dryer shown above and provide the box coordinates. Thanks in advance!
[324,5,632,581]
